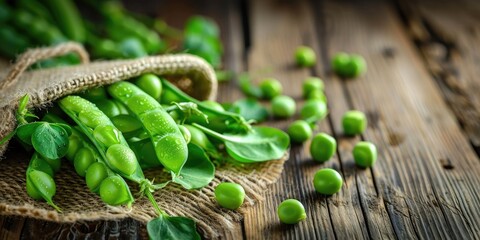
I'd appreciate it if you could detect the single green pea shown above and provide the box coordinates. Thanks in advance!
[302,77,324,98]
[99,175,132,206]
[201,100,225,112]
[353,141,377,168]
[135,74,162,100]
[295,46,316,67]
[259,78,283,99]
[313,168,343,195]
[74,147,96,177]
[277,199,307,224]
[105,144,137,176]
[271,95,296,118]
[332,52,350,77]
[342,110,367,135]
[66,135,82,162]
[81,87,108,102]
[287,120,312,143]
[347,55,367,78]
[93,125,121,147]
[300,99,327,122]
[85,162,109,192]
[111,114,143,133]
[214,182,245,210]
[178,125,191,144]
[310,133,336,162]
[94,99,120,118]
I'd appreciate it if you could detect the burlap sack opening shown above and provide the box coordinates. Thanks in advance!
[0,43,286,238]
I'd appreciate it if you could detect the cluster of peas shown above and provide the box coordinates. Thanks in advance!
[232,46,375,224]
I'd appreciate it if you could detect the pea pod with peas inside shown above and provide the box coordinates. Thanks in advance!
[43,113,135,205]
[107,81,188,175]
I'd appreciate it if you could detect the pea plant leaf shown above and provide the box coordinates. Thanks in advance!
[147,215,201,240]
[229,98,268,122]
[31,123,70,159]
[172,144,215,190]
[16,122,42,145]
[192,124,290,163]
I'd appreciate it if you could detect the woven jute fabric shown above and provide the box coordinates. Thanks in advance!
[0,43,286,238]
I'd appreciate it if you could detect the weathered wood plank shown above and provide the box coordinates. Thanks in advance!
[318,0,480,239]
[396,0,480,155]
[242,0,395,239]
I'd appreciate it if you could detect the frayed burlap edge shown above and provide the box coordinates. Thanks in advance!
[0,43,288,239]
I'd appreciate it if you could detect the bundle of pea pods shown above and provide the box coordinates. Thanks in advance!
[3,74,289,239]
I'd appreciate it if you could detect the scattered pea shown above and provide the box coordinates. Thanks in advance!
[310,133,336,162]
[259,78,282,99]
[277,199,307,224]
[342,110,367,136]
[135,74,162,100]
[353,141,377,168]
[287,120,312,143]
[347,54,367,78]
[295,46,316,67]
[313,168,343,195]
[271,95,296,118]
[302,77,324,98]
[307,89,327,102]
[214,182,245,210]
[332,52,350,77]
[300,99,327,122]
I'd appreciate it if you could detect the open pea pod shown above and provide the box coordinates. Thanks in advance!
[107,81,188,175]
[26,166,61,212]
[59,95,145,182]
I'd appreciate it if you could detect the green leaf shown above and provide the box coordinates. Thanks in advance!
[172,144,215,189]
[31,123,70,159]
[193,124,289,163]
[229,98,268,122]
[16,122,42,145]
[147,215,201,240]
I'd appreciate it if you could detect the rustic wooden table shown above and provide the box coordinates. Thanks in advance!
[1,0,480,239]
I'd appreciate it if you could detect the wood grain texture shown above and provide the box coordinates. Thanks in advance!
[396,0,480,154]
[318,0,480,239]
[2,0,480,239]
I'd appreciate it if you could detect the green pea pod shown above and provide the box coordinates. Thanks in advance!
[41,0,86,42]
[26,168,61,212]
[107,81,188,175]
[12,9,67,45]
[58,96,145,182]
[161,79,252,133]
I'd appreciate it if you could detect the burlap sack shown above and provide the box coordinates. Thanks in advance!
[0,43,286,238]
